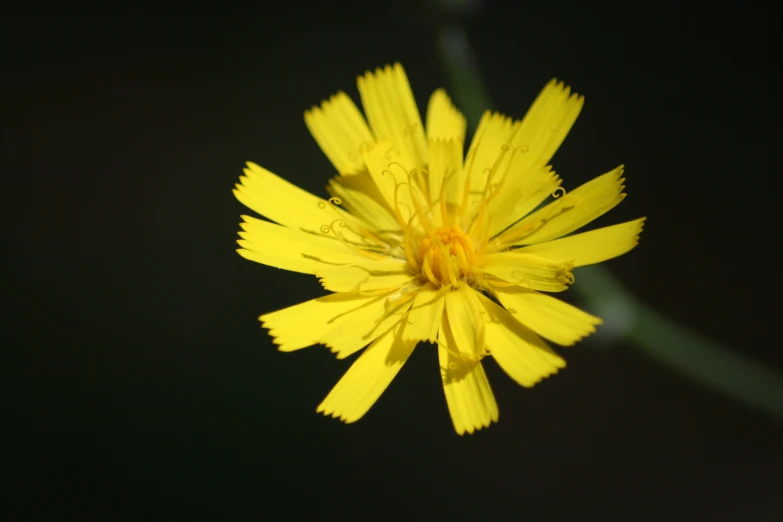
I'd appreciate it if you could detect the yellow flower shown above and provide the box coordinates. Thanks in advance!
[233,63,645,435]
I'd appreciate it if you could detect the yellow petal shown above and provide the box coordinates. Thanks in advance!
[237,215,376,274]
[361,140,418,228]
[317,325,417,424]
[444,285,484,358]
[464,111,518,184]
[260,289,411,358]
[486,165,562,239]
[499,165,626,246]
[462,111,519,219]
[493,287,602,346]
[477,294,565,387]
[517,217,646,267]
[319,292,414,359]
[315,259,413,293]
[402,284,445,343]
[479,252,574,292]
[304,91,374,175]
[438,341,498,435]
[357,63,428,169]
[260,292,382,352]
[425,89,466,143]
[438,293,498,435]
[359,139,403,207]
[510,78,584,171]
[233,162,371,245]
[327,172,401,236]
[427,138,466,221]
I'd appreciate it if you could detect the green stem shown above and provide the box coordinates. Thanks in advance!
[436,26,492,133]
[434,23,783,420]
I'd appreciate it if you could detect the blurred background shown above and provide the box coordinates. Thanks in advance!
[4,1,782,519]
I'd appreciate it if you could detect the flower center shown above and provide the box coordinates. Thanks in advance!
[417,225,477,287]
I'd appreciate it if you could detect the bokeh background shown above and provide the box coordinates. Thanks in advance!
[6,1,782,519]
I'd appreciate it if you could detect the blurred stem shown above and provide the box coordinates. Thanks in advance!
[436,26,492,133]
[435,23,783,420]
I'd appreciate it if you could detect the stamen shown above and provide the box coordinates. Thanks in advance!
[496,197,577,245]
[385,161,408,178]
[381,286,417,315]
[320,219,389,261]
[351,275,410,298]
[404,229,421,269]
[439,172,450,226]
[413,224,479,287]
[316,197,347,227]
[349,274,373,295]
[421,254,437,285]
[447,254,459,286]
[480,144,511,202]
[458,160,473,219]
[381,167,416,228]
[317,195,391,250]
[319,219,345,235]
[408,167,430,201]
[389,161,439,235]
[394,186,412,220]
[406,168,435,234]
[380,168,401,184]
[466,143,512,237]
[384,145,402,162]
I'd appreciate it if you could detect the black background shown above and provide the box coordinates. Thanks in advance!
[5,1,782,519]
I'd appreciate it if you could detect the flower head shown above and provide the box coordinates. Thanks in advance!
[233,63,645,434]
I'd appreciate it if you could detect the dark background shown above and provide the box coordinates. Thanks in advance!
[5,1,781,519]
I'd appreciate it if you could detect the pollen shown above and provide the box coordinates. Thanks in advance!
[416,225,477,287]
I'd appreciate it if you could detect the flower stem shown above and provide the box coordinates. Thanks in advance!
[434,23,783,420]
